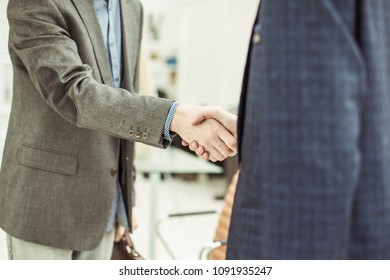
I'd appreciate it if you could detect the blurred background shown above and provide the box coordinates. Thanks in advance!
[0,0,259,260]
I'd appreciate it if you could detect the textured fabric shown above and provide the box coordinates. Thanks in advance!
[7,231,115,260]
[0,0,174,251]
[228,0,390,259]
[92,0,128,232]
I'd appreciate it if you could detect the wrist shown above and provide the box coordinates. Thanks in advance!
[170,103,189,134]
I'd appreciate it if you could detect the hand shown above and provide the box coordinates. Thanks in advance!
[170,104,237,162]
[181,106,238,161]
[182,140,210,160]
[114,223,126,242]
[191,106,237,138]
[114,207,138,242]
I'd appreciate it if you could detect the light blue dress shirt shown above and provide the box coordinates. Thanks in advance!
[92,0,177,231]
[93,0,128,231]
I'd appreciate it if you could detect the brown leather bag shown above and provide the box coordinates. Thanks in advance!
[111,231,145,260]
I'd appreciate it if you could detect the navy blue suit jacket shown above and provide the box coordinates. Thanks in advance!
[227,0,390,259]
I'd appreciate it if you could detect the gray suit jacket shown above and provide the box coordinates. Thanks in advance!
[228,0,390,259]
[0,0,173,251]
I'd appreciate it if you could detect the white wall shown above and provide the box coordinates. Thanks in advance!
[0,0,11,112]
[0,0,8,101]
[141,0,259,110]
[0,0,8,56]
[177,0,259,109]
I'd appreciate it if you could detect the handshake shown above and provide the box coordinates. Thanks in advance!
[170,104,237,162]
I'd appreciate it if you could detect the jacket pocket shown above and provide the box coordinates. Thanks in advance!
[17,145,78,176]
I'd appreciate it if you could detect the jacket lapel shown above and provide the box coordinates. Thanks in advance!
[120,0,142,91]
[238,1,262,161]
[71,0,113,86]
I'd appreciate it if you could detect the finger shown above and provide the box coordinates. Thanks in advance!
[115,224,126,242]
[189,141,199,152]
[213,108,238,138]
[217,127,238,154]
[198,121,229,161]
[195,145,205,156]
[201,151,210,161]
[208,145,226,161]
[210,136,235,159]
[182,140,189,146]
[132,207,138,230]
[208,153,217,162]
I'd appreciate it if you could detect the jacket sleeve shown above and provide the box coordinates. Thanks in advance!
[7,0,173,148]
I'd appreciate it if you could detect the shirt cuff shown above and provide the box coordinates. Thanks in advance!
[163,101,180,142]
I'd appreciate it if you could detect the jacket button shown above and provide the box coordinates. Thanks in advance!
[111,168,118,176]
[135,131,142,139]
[128,130,135,137]
[142,132,149,140]
[253,33,261,45]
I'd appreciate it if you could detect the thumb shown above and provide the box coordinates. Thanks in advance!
[191,107,238,138]
[191,112,207,125]
[191,107,220,125]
